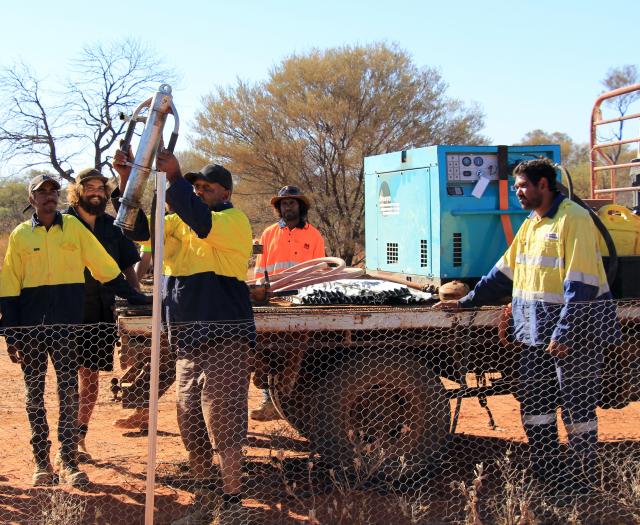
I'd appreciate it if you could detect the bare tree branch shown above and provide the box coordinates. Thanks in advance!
[0,39,177,180]
[0,63,80,181]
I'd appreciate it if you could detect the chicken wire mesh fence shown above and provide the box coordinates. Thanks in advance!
[0,299,638,524]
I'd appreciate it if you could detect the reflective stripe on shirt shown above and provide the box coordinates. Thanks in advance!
[565,420,598,435]
[565,270,600,288]
[515,253,564,269]
[522,413,556,425]
[513,288,565,304]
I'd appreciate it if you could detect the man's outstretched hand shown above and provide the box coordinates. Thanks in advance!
[113,145,134,192]
[433,300,462,311]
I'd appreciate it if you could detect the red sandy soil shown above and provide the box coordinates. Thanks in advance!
[1,343,639,525]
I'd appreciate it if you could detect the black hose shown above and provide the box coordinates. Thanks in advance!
[556,166,618,287]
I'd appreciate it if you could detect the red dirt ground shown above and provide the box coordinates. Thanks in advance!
[1,341,639,525]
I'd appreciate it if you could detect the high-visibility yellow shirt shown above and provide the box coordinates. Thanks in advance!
[160,209,253,281]
[0,212,122,326]
[126,177,254,324]
[460,194,619,346]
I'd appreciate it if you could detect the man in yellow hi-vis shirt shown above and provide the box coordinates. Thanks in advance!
[114,148,254,525]
[436,158,621,498]
[0,174,150,488]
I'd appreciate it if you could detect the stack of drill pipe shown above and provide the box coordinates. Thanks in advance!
[289,279,433,306]
[246,257,364,292]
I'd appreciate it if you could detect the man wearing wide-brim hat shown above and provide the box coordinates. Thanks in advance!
[255,185,324,279]
[251,185,325,421]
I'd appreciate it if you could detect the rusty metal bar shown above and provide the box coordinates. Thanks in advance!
[593,161,640,172]
[592,136,640,150]
[594,111,640,126]
[590,82,640,200]
[594,186,640,194]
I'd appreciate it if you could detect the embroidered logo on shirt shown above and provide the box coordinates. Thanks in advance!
[304,243,310,250]
[544,232,559,241]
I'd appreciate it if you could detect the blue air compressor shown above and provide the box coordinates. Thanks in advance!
[364,145,561,287]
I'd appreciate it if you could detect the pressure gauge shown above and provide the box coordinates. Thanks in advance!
[462,156,472,166]
[473,156,484,167]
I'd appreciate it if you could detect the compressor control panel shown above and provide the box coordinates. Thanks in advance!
[446,153,499,182]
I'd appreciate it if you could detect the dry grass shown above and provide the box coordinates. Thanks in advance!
[395,489,431,525]
[271,429,420,525]
[453,463,484,525]
[598,453,640,524]
[37,491,87,525]
[487,450,537,525]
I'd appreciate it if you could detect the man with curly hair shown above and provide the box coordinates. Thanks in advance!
[65,168,141,461]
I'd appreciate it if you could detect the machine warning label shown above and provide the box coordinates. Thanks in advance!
[379,181,400,216]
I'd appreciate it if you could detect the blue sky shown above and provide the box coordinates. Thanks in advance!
[1,0,639,174]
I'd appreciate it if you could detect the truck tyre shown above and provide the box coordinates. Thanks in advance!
[273,376,319,438]
[312,349,450,478]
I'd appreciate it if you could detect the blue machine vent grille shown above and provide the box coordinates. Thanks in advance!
[420,240,428,267]
[387,242,399,264]
[453,233,462,267]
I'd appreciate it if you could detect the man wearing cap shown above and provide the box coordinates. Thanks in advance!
[0,174,150,488]
[251,185,325,421]
[113,148,254,525]
[65,167,141,461]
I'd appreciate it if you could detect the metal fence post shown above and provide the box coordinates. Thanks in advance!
[145,171,166,525]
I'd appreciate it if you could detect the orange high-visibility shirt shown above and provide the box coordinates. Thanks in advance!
[254,220,325,279]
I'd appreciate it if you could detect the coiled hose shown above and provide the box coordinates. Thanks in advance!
[247,257,364,292]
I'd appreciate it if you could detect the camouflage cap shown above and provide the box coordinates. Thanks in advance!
[75,167,108,185]
[28,174,61,193]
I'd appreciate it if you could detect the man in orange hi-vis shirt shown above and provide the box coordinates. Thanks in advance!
[252,186,325,420]
[254,186,325,279]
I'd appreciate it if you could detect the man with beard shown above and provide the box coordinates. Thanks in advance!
[65,168,141,461]
[435,158,621,499]
[114,148,254,525]
[251,186,325,421]
[0,174,149,488]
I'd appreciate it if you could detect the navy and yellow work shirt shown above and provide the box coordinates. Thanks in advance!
[65,207,140,323]
[254,219,325,279]
[127,177,254,324]
[0,212,124,327]
[460,194,621,347]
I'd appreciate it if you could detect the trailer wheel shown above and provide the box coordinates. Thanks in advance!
[312,349,450,478]
[273,376,319,438]
[270,350,331,438]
